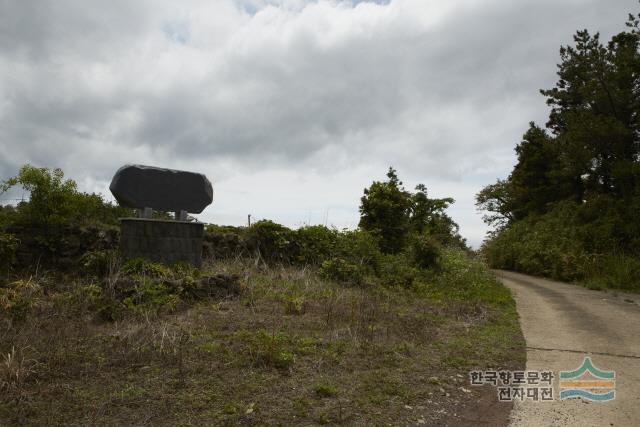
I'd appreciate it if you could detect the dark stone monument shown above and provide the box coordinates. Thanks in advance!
[110,164,213,267]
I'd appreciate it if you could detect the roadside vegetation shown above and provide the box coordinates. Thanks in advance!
[477,11,640,292]
[0,165,524,425]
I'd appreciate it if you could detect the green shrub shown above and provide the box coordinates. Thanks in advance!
[377,254,418,288]
[81,249,119,277]
[584,254,640,291]
[122,280,180,314]
[283,295,306,315]
[481,185,640,291]
[358,167,412,254]
[246,220,296,264]
[0,205,18,227]
[410,233,441,269]
[1,165,131,228]
[96,298,124,322]
[114,258,206,314]
[55,283,103,314]
[205,224,245,234]
[294,225,338,265]
[313,382,338,398]
[1,165,130,269]
[334,229,381,270]
[171,261,200,280]
[0,232,18,273]
[248,330,296,370]
[482,202,590,281]
[0,278,42,320]
[320,258,365,286]
[432,249,514,305]
[121,258,172,279]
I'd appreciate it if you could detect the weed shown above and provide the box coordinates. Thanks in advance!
[244,330,297,370]
[0,252,524,425]
[313,382,338,398]
[0,278,42,321]
[283,295,306,315]
[0,346,36,392]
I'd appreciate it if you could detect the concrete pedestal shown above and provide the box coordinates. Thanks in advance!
[120,218,204,267]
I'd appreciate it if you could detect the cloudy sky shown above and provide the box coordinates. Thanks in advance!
[0,0,637,247]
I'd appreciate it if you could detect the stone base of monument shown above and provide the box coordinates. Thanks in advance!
[120,218,204,267]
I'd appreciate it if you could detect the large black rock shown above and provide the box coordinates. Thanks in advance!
[109,164,213,213]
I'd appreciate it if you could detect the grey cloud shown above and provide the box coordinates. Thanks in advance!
[0,0,638,245]
[3,0,636,177]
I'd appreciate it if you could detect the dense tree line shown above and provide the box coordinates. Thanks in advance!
[477,12,640,289]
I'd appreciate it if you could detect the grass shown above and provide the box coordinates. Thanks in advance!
[0,250,525,425]
[313,382,338,398]
[581,254,640,293]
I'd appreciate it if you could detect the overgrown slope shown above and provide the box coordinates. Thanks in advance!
[0,251,524,426]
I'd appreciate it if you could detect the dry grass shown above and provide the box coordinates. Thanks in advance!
[1,346,37,393]
[0,256,525,426]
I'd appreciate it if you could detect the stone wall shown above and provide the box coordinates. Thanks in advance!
[7,223,119,270]
[120,218,204,267]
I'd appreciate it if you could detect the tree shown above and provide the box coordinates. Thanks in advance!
[360,168,466,252]
[541,25,640,200]
[475,179,515,229]
[410,184,465,246]
[479,14,640,230]
[0,164,130,228]
[1,165,79,227]
[508,123,564,217]
[478,9,640,281]
[359,167,412,254]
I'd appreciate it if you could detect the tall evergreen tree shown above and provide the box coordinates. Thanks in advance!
[359,167,412,254]
[479,12,640,229]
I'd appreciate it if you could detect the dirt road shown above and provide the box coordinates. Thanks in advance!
[496,270,640,427]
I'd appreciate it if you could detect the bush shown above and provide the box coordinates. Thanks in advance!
[431,249,514,304]
[584,254,640,291]
[246,220,296,264]
[377,254,419,288]
[121,258,172,279]
[203,229,245,260]
[294,225,338,265]
[410,234,441,269]
[334,230,381,269]
[1,165,131,229]
[81,249,119,277]
[358,168,412,254]
[247,330,296,370]
[482,202,590,281]
[0,232,18,274]
[122,281,181,314]
[0,278,42,321]
[0,165,131,269]
[313,382,338,398]
[205,224,245,234]
[103,258,229,317]
[481,199,640,291]
[282,295,306,315]
[320,258,365,286]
